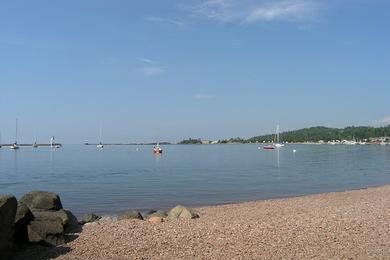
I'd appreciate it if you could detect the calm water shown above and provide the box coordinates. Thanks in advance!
[1,144,390,217]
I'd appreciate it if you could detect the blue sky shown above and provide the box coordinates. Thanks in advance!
[1,0,389,143]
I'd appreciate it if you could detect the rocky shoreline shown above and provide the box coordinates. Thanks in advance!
[2,186,390,259]
[0,190,199,260]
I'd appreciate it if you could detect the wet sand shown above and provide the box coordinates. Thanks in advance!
[13,185,390,259]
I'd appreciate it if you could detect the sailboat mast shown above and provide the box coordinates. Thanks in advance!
[99,124,102,143]
[15,118,18,144]
[276,124,280,143]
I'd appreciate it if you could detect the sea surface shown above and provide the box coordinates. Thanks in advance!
[1,144,389,217]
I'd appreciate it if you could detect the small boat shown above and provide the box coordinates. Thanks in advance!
[50,136,61,149]
[274,143,285,148]
[10,119,19,149]
[274,124,285,148]
[97,124,104,149]
[153,143,163,154]
[263,125,284,150]
[10,143,19,150]
[33,136,38,148]
[263,145,275,150]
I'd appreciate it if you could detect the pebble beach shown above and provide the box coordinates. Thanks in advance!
[13,185,390,259]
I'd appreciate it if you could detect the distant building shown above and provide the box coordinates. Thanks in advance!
[370,137,389,143]
[201,140,211,144]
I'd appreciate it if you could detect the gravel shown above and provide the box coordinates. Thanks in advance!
[12,185,390,259]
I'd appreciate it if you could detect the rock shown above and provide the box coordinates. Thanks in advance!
[27,219,65,246]
[81,213,100,224]
[98,216,116,222]
[148,216,164,223]
[0,195,17,257]
[19,191,62,211]
[15,203,34,243]
[168,205,199,220]
[118,211,143,221]
[64,210,82,233]
[148,210,168,219]
[140,209,157,219]
[32,209,69,226]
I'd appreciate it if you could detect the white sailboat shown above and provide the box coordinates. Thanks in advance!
[97,125,104,149]
[33,136,38,148]
[10,119,19,150]
[274,124,285,148]
[263,124,284,150]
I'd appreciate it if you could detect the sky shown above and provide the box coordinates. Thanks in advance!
[0,0,389,143]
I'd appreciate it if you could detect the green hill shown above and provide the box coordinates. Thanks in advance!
[248,125,390,143]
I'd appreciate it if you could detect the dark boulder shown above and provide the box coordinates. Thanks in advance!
[32,209,69,226]
[0,195,18,258]
[27,219,65,246]
[140,209,157,219]
[118,211,143,221]
[14,203,34,243]
[19,190,62,211]
[64,210,82,234]
[80,213,100,224]
[168,205,199,220]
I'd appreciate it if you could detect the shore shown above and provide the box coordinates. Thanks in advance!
[13,185,390,259]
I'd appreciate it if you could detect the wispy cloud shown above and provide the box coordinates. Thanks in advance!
[145,16,187,29]
[193,94,215,100]
[373,116,390,126]
[191,0,321,24]
[244,1,319,23]
[137,58,165,76]
[138,58,155,64]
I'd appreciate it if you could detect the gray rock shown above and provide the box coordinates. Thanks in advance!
[148,210,168,219]
[20,190,62,211]
[15,203,34,243]
[118,211,143,221]
[141,209,157,219]
[64,210,82,233]
[32,209,69,226]
[27,219,65,246]
[81,213,100,224]
[168,205,199,220]
[0,195,17,257]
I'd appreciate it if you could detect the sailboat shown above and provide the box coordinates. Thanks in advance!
[33,136,38,148]
[153,142,163,154]
[50,136,61,149]
[263,124,284,150]
[274,124,285,148]
[10,119,19,150]
[97,125,104,149]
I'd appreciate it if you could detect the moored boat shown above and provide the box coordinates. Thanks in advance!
[153,143,163,154]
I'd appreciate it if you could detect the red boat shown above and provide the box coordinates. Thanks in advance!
[153,143,163,154]
[263,145,275,150]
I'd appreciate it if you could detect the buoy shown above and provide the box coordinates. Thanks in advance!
[293,149,297,153]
